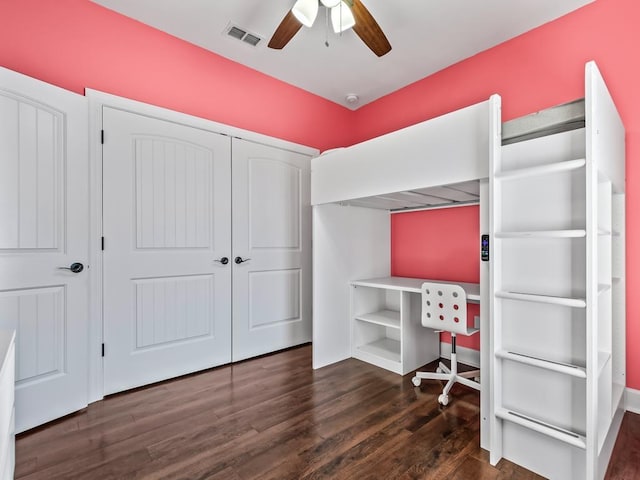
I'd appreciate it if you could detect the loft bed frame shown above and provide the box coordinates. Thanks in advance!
[311,60,625,480]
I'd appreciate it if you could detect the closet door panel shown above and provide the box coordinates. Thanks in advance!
[232,139,311,361]
[103,108,232,395]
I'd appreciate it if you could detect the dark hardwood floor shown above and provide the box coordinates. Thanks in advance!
[14,345,639,479]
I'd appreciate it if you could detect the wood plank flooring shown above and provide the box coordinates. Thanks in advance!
[14,345,639,479]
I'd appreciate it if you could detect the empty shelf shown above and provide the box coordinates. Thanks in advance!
[496,350,586,378]
[495,291,586,308]
[354,310,401,329]
[495,158,586,181]
[495,229,586,239]
[496,408,586,449]
[356,338,401,363]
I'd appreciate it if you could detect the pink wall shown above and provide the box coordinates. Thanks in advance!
[1,0,638,389]
[391,206,480,351]
[0,0,353,152]
[373,0,640,389]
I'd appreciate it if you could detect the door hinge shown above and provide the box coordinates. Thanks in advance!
[101,130,104,144]
[101,343,105,357]
[101,237,105,251]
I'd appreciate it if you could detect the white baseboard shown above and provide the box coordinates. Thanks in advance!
[440,342,481,368]
[626,387,640,414]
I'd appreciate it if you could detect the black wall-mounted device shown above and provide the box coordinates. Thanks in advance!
[481,234,490,261]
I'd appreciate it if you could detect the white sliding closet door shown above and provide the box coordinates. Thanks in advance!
[0,67,89,432]
[231,139,311,361]
[102,108,232,394]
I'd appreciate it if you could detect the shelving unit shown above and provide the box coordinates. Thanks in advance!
[489,62,625,480]
[350,277,436,375]
[350,277,480,375]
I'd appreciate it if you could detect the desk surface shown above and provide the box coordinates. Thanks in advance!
[351,276,481,302]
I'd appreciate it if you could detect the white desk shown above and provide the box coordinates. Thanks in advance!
[350,276,480,374]
[351,276,480,302]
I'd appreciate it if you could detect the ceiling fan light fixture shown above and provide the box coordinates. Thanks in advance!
[292,0,319,28]
[331,1,356,33]
[320,0,341,8]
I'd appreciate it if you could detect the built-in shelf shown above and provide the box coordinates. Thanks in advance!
[495,291,586,308]
[495,229,586,239]
[356,338,401,363]
[495,158,586,181]
[495,408,586,450]
[496,350,586,378]
[354,310,401,329]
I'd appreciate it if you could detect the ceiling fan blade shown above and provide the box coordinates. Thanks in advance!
[349,0,392,57]
[268,10,303,49]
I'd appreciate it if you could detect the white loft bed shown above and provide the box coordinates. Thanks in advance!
[311,95,500,450]
[311,61,625,480]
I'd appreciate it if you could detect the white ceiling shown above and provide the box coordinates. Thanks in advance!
[90,0,594,109]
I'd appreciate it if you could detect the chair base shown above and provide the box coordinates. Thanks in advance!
[412,356,480,406]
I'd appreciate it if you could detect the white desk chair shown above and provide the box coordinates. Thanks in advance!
[411,282,480,406]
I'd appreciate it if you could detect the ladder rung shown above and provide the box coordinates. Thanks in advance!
[495,291,586,308]
[496,350,586,378]
[495,158,586,181]
[496,408,586,449]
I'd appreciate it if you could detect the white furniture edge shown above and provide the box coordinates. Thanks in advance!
[312,204,390,369]
[0,329,15,480]
[311,98,492,206]
[626,387,640,414]
[86,89,319,403]
[351,276,480,301]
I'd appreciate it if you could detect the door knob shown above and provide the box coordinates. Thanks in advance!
[234,256,251,264]
[214,257,229,265]
[58,262,84,273]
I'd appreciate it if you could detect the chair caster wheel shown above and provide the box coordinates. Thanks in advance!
[412,376,421,387]
[438,394,449,406]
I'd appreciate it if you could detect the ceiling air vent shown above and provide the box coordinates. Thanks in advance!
[224,24,262,47]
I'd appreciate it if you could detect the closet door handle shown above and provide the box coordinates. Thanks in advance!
[214,257,229,265]
[58,262,84,273]
[234,256,251,264]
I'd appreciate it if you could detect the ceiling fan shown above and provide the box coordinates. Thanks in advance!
[268,0,392,57]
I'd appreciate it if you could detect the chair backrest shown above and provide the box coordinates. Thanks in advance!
[421,282,470,335]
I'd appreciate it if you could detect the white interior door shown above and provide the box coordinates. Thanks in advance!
[102,107,232,394]
[231,139,311,361]
[0,67,89,432]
